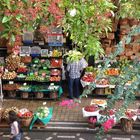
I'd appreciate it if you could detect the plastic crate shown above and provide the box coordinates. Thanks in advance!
[23,31,34,44]
[31,46,41,56]
[48,34,63,46]
[0,57,4,64]
[47,27,62,34]
[41,49,49,57]
[20,46,31,56]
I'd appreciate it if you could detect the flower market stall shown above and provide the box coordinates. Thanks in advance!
[82,99,139,132]
[0,106,53,129]
[0,0,140,139]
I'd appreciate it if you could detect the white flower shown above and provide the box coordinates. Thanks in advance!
[69,9,77,17]
[98,65,101,68]
[43,102,47,105]
[107,64,111,68]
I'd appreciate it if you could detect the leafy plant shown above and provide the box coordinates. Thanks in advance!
[81,25,140,139]
[64,50,84,63]
[116,0,140,19]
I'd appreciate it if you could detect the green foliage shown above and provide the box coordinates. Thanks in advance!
[117,0,140,19]
[64,50,84,63]
[81,25,140,139]
[61,0,116,59]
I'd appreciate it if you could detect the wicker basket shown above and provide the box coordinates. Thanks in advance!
[21,56,32,63]
[8,91,17,98]
[35,92,44,99]
[0,108,3,123]
[20,117,33,127]
[3,84,20,91]
[120,118,133,132]
[50,92,58,99]
[21,92,29,99]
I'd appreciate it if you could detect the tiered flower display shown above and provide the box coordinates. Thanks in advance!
[0,0,140,139]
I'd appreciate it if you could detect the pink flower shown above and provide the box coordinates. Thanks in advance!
[108,109,116,116]
[102,119,115,132]
[12,46,20,55]
[59,99,79,109]
[88,117,97,124]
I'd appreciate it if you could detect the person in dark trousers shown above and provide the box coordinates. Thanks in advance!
[9,111,22,140]
[88,55,95,67]
[67,57,88,99]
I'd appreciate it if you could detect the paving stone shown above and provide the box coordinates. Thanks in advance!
[2,97,139,123]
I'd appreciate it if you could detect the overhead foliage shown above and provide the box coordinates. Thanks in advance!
[81,25,140,139]
[0,0,140,58]
[117,0,140,19]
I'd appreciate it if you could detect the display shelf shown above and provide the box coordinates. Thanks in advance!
[2,79,61,83]
[90,91,140,99]
[2,47,64,100]
[0,47,7,51]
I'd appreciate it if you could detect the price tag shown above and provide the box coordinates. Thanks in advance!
[23,83,27,86]
[39,41,44,45]
[30,73,34,76]
[9,81,14,84]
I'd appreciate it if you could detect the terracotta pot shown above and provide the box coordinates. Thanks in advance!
[107,33,115,40]
[105,47,112,55]
[130,55,136,60]
[8,91,16,98]
[102,39,112,46]
[21,92,29,99]
[21,117,33,127]
[120,29,130,35]
[50,92,58,99]
[119,34,125,40]
[35,92,44,99]
[120,118,133,133]
[129,19,139,26]
[125,51,133,57]
[119,18,129,25]
[133,35,140,42]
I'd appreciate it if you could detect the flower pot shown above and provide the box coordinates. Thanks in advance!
[50,92,58,99]
[20,117,33,127]
[0,108,3,123]
[88,122,96,129]
[107,33,115,40]
[21,56,32,63]
[35,92,44,99]
[129,19,139,26]
[8,91,16,98]
[120,118,133,132]
[119,18,128,25]
[21,92,29,99]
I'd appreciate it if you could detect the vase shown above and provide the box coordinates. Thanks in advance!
[120,118,133,133]
[50,92,58,99]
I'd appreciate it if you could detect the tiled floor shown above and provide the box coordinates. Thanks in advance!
[2,95,140,122]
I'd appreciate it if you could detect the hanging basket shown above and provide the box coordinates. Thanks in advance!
[120,118,133,132]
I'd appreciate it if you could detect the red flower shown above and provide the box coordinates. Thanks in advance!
[88,116,97,124]
[102,119,115,132]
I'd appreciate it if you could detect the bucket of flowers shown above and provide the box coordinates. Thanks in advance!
[34,106,50,125]
[120,109,137,132]
[18,108,33,127]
